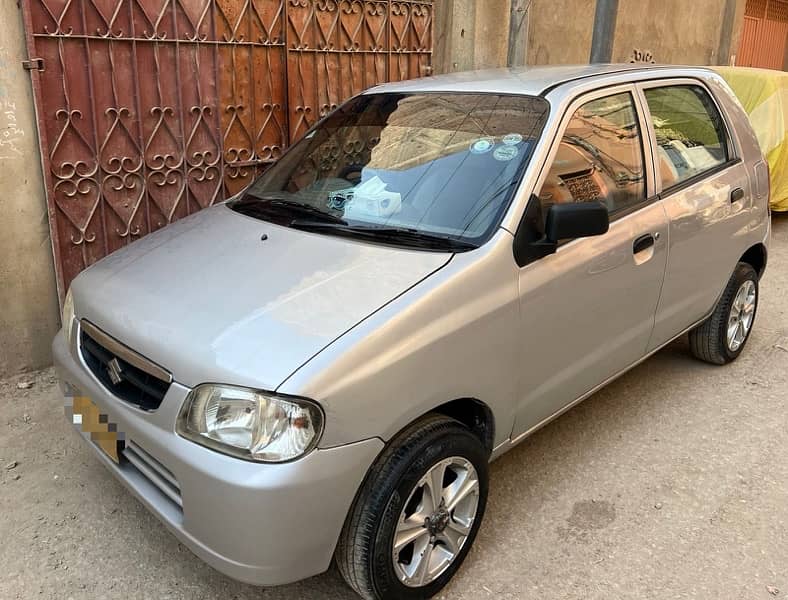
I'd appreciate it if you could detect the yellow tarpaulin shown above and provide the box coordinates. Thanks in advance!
[714,67,788,212]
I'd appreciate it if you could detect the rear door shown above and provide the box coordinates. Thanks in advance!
[512,85,669,438]
[636,80,754,350]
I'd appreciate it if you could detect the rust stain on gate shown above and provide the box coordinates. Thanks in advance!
[21,0,433,301]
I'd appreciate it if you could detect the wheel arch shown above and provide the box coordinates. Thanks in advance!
[740,243,767,278]
[429,397,495,454]
[343,397,496,528]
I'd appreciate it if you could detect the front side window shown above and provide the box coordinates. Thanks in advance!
[643,85,730,190]
[231,93,550,251]
[535,91,646,228]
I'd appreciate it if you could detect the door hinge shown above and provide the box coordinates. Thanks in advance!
[22,58,45,72]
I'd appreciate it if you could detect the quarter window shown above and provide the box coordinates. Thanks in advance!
[536,92,646,225]
[643,85,730,190]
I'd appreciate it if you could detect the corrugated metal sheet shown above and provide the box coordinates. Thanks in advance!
[758,18,788,69]
[739,16,761,66]
[739,0,788,69]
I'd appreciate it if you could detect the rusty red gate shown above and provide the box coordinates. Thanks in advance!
[20,0,433,300]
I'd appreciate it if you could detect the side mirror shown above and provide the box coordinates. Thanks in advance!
[514,200,610,266]
[544,201,609,243]
[528,202,610,262]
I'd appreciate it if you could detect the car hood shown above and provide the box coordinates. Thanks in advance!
[72,204,451,390]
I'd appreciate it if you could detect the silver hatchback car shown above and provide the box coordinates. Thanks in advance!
[54,65,769,599]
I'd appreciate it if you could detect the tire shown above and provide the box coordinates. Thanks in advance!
[689,262,759,365]
[336,414,489,600]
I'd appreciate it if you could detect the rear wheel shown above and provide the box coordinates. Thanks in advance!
[336,414,488,600]
[689,262,759,365]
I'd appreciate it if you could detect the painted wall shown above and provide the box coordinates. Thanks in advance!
[0,3,60,375]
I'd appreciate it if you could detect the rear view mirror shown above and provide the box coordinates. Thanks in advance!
[545,201,609,243]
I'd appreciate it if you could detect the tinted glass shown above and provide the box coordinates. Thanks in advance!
[536,92,646,226]
[644,85,730,190]
[232,93,550,248]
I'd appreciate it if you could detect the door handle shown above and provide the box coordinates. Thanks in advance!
[730,187,745,203]
[633,233,655,254]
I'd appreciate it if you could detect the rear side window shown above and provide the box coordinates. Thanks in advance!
[643,85,730,190]
[536,92,646,223]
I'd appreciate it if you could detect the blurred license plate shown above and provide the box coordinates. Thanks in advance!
[65,385,125,463]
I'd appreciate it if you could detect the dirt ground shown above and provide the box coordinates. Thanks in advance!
[2,216,787,600]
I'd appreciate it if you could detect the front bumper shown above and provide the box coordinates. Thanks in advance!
[52,330,383,586]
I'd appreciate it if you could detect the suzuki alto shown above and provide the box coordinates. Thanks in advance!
[54,64,770,600]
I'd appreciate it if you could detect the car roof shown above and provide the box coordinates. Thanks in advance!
[366,64,714,97]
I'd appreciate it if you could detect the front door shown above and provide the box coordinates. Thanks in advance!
[513,86,669,438]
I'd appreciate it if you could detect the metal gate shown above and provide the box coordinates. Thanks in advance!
[738,0,788,69]
[21,0,433,300]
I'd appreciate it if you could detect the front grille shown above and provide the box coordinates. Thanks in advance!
[79,323,170,411]
[123,440,182,508]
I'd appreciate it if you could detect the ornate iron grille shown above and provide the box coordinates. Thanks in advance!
[21,0,433,299]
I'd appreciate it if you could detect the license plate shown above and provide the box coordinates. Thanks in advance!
[65,385,125,463]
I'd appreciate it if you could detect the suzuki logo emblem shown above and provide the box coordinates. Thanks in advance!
[106,358,123,385]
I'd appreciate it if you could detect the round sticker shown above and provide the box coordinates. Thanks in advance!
[469,138,494,154]
[493,145,519,162]
[502,133,523,146]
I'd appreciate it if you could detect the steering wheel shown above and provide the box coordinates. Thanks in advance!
[338,163,365,184]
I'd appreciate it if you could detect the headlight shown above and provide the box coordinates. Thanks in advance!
[62,287,75,343]
[176,384,323,462]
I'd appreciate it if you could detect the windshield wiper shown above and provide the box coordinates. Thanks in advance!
[289,220,478,251]
[233,193,347,225]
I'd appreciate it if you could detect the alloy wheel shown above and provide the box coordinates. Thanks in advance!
[727,279,756,352]
[392,457,480,587]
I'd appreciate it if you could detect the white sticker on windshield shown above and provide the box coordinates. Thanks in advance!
[493,145,519,162]
[502,133,523,146]
[469,138,494,154]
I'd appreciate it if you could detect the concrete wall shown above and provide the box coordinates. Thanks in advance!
[435,0,747,71]
[432,0,512,73]
[528,0,745,66]
[610,0,745,65]
[526,0,597,65]
[0,3,60,375]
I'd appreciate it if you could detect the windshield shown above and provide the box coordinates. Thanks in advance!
[231,92,550,250]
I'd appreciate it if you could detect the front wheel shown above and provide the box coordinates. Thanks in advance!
[689,262,759,365]
[336,414,489,600]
